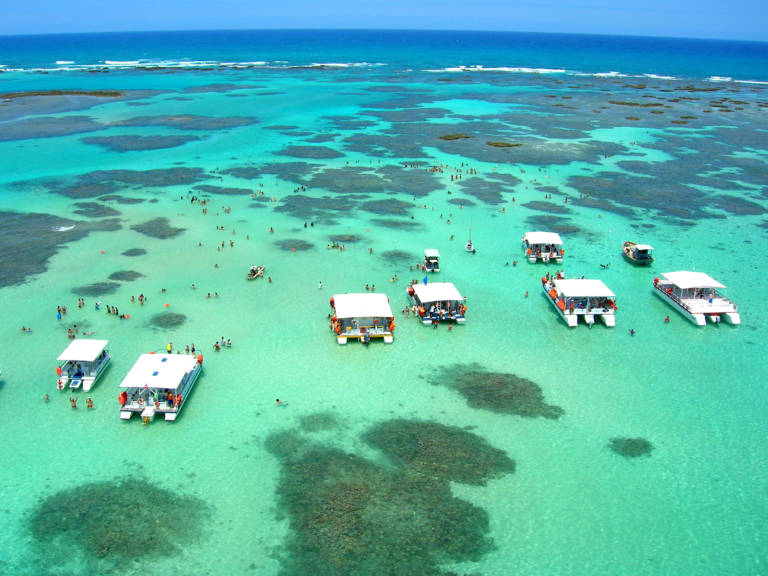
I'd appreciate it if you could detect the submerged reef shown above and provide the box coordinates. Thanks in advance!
[0,212,120,289]
[73,202,121,218]
[381,250,414,263]
[193,185,253,196]
[29,477,209,562]
[609,437,654,458]
[71,282,121,297]
[150,313,187,328]
[130,217,185,239]
[121,248,147,257]
[81,134,201,152]
[299,413,340,433]
[266,419,514,575]
[363,420,515,486]
[275,239,314,251]
[430,363,564,419]
[110,114,258,130]
[329,234,362,243]
[108,270,144,282]
[277,145,344,159]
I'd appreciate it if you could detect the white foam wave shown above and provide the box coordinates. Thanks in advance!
[427,65,565,74]
[53,225,76,231]
[104,60,141,65]
[735,79,768,85]
[644,73,676,80]
[709,76,732,82]
[56,61,74,64]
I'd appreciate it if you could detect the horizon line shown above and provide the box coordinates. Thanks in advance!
[1,28,766,45]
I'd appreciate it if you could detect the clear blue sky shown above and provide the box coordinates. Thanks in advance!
[2,0,766,42]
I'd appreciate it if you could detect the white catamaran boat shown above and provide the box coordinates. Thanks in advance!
[543,277,617,327]
[653,271,740,326]
[55,340,111,391]
[523,231,564,264]
[407,281,466,325]
[423,249,440,272]
[330,294,395,345]
[118,353,203,423]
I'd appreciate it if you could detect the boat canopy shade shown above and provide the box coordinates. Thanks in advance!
[119,354,198,390]
[524,231,563,245]
[635,244,654,250]
[661,271,725,290]
[333,293,394,319]
[58,340,109,362]
[554,279,615,298]
[413,282,464,303]
[424,249,440,258]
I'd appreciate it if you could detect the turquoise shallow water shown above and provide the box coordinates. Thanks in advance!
[0,45,767,575]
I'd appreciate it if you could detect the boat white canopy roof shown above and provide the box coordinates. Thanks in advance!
[661,271,725,290]
[424,249,440,258]
[524,231,563,245]
[333,293,394,319]
[635,244,654,250]
[119,354,199,390]
[554,279,615,298]
[58,339,108,362]
[413,282,464,303]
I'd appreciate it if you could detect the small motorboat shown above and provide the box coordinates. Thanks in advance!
[622,242,654,266]
[246,265,265,280]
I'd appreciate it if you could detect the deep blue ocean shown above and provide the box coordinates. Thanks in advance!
[1,29,768,81]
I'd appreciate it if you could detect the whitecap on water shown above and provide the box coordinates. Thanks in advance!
[53,225,75,231]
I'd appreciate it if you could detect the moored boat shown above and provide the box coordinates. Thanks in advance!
[407,281,466,325]
[55,340,111,391]
[542,277,616,327]
[246,265,265,280]
[622,242,654,266]
[329,294,395,345]
[523,231,564,263]
[653,271,739,326]
[423,249,440,272]
[118,353,203,423]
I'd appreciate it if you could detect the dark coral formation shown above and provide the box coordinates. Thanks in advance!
[71,282,121,297]
[277,145,344,159]
[0,212,120,289]
[609,437,654,458]
[266,419,514,575]
[73,202,121,218]
[81,135,201,152]
[364,420,515,486]
[108,271,144,282]
[121,248,147,257]
[522,201,571,215]
[275,239,314,251]
[130,217,185,239]
[381,250,414,263]
[43,167,210,199]
[29,477,208,561]
[431,363,564,419]
[372,219,422,229]
[0,116,104,141]
[299,413,340,433]
[110,115,258,130]
[150,313,187,329]
[193,185,253,196]
[329,234,362,243]
[99,195,145,204]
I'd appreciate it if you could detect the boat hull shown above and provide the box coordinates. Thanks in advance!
[653,283,740,326]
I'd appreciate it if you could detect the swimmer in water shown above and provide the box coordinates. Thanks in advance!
[275,399,289,406]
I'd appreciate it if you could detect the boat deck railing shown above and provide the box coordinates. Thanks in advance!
[655,281,737,312]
